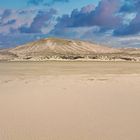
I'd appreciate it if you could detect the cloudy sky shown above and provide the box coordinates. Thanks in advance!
[0,0,140,48]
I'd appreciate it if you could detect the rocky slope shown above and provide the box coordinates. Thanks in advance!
[0,38,140,61]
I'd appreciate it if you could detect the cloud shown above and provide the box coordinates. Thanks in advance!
[114,11,140,36]
[1,0,140,48]
[119,0,135,13]
[3,19,16,26]
[19,9,57,33]
[0,8,57,48]
[0,9,36,34]
[0,8,57,34]
[113,0,140,36]
[51,0,140,37]
[0,9,12,19]
[51,0,122,38]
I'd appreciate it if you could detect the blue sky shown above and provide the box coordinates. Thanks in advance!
[0,0,140,48]
[0,0,98,7]
[0,0,99,13]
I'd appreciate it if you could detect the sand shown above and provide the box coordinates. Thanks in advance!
[0,61,140,140]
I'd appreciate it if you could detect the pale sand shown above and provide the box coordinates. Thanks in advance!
[0,61,140,140]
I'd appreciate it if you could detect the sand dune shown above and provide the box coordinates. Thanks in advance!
[0,61,140,140]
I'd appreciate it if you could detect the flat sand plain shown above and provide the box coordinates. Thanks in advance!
[0,61,140,140]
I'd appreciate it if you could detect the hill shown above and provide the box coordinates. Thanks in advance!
[0,38,140,61]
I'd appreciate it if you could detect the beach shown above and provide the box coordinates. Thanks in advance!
[0,61,140,140]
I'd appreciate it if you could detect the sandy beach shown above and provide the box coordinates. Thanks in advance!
[0,61,140,140]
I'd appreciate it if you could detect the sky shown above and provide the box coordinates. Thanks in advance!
[0,0,140,48]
